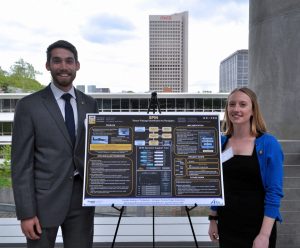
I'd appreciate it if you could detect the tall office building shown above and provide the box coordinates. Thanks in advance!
[149,11,188,93]
[219,49,248,92]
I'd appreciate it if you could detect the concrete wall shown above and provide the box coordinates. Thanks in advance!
[249,1,300,247]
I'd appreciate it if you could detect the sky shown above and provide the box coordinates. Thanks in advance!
[0,0,249,93]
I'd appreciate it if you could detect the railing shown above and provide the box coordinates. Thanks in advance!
[0,217,212,244]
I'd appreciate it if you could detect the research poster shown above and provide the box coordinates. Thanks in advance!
[83,113,224,207]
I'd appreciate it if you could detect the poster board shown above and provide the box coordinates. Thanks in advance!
[83,113,224,207]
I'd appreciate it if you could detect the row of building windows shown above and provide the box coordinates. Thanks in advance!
[150,45,182,49]
[150,52,181,55]
[150,58,181,62]
[150,82,182,88]
[0,102,226,135]
[95,98,226,112]
[150,69,182,73]
[0,99,18,112]
[150,24,181,28]
[150,48,182,51]
[0,97,227,113]
[150,53,181,56]
[149,27,181,31]
[150,21,181,25]
[150,65,182,68]
[150,35,182,39]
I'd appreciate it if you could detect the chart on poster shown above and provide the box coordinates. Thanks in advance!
[83,113,224,207]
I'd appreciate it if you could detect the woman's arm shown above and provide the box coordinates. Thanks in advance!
[208,211,219,242]
[253,216,275,248]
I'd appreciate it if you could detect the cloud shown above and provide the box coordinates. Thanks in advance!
[0,0,249,92]
[139,0,248,23]
[81,14,136,44]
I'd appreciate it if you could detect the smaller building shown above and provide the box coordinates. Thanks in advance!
[76,85,86,93]
[76,85,110,93]
[219,49,248,92]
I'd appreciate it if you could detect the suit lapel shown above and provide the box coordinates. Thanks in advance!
[75,89,86,148]
[41,85,73,147]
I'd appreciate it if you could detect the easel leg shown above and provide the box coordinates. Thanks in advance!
[152,206,155,248]
[185,204,199,248]
[111,204,125,248]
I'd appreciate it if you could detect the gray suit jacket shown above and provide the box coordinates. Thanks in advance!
[11,85,98,227]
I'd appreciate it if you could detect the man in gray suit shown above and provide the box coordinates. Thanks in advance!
[11,40,98,248]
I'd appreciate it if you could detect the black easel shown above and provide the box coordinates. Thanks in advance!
[152,206,155,248]
[185,204,199,248]
[111,92,161,248]
[147,92,161,248]
[147,93,199,247]
[111,204,125,248]
[110,93,199,247]
[147,91,161,114]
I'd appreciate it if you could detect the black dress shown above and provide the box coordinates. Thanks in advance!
[217,147,277,248]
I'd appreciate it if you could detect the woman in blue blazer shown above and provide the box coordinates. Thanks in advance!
[208,87,284,248]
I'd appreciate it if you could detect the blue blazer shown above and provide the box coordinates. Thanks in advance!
[213,133,284,222]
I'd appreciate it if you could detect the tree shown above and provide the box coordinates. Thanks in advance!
[0,77,9,92]
[0,59,44,92]
[9,58,41,80]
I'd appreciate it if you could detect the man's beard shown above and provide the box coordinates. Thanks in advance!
[51,71,76,88]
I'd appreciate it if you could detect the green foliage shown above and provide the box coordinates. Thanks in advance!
[0,74,9,92]
[10,58,41,80]
[6,75,44,92]
[0,145,11,188]
[0,59,44,92]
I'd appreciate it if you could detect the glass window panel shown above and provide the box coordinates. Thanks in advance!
[130,99,139,112]
[158,98,166,111]
[12,99,19,111]
[176,99,184,112]
[195,98,204,110]
[204,98,213,111]
[166,99,175,112]
[3,99,10,112]
[112,99,120,112]
[221,98,227,110]
[186,99,194,111]
[2,122,12,135]
[213,98,221,111]
[121,99,129,112]
[140,99,149,112]
[96,99,102,112]
[103,99,111,112]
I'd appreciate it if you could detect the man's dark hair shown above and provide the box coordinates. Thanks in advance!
[46,40,78,63]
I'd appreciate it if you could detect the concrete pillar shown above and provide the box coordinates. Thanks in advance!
[249,1,300,247]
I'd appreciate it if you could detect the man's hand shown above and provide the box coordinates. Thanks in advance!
[21,216,42,240]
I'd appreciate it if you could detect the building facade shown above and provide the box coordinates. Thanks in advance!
[219,49,248,92]
[0,92,227,154]
[149,11,188,93]
[0,91,227,229]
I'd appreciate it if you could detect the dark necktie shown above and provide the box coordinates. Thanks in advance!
[61,93,76,147]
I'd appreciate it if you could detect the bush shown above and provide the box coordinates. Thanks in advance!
[0,145,11,188]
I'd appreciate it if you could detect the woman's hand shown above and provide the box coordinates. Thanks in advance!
[208,220,219,242]
[252,233,269,248]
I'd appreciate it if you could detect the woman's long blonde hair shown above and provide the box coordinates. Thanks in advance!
[222,87,267,136]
